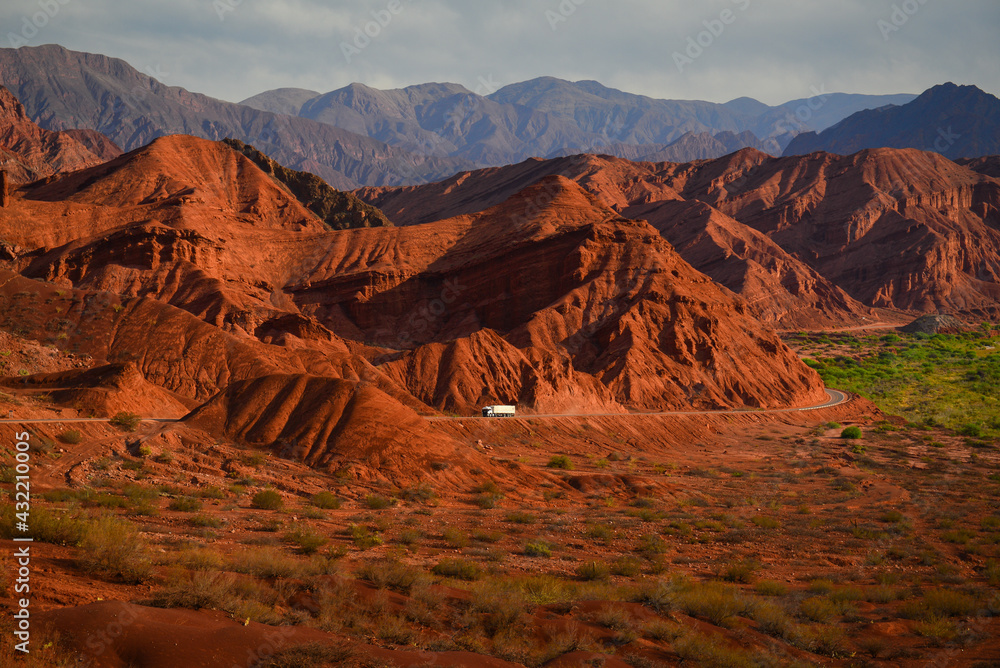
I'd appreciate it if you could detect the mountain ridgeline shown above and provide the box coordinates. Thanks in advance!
[0,45,929,187]
[222,138,392,230]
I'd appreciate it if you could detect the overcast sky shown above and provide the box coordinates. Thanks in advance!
[3,0,998,105]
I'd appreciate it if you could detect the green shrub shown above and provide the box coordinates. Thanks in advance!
[250,490,283,510]
[432,557,481,580]
[611,556,643,577]
[751,515,780,529]
[799,596,838,622]
[357,558,424,593]
[576,561,611,581]
[442,527,469,548]
[284,525,329,555]
[524,541,553,558]
[189,514,223,528]
[364,494,394,510]
[109,411,142,432]
[754,580,788,596]
[719,559,759,583]
[547,455,574,470]
[841,426,863,439]
[77,515,151,583]
[310,491,341,509]
[168,497,202,512]
[505,511,536,524]
[349,524,383,550]
[58,429,82,444]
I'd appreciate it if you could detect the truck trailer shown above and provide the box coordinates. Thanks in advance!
[481,405,516,418]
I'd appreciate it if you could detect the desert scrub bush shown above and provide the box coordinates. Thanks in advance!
[307,491,340,510]
[576,561,611,581]
[806,578,836,595]
[363,494,395,510]
[718,558,760,584]
[913,618,960,646]
[109,411,141,432]
[546,455,574,470]
[754,580,788,597]
[674,581,752,627]
[841,426,863,439]
[442,527,469,548]
[750,600,796,639]
[228,547,307,579]
[77,515,152,583]
[258,642,356,668]
[505,511,536,525]
[348,524,383,550]
[167,497,202,512]
[196,486,227,500]
[357,557,424,593]
[58,429,82,444]
[250,490,283,510]
[751,515,780,529]
[432,557,481,581]
[610,555,643,577]
[470,581,528,638]
[284,525,328,555]
[584,523,614,543]
[524,541,552,558]
[0,504,84,545]
[799,596,839,622]
[637,533,667,555]
[920,589,979,618]
[400,482,436,504]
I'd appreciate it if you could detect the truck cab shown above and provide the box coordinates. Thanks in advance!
[481,405,516,418]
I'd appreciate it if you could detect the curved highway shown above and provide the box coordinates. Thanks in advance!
[425,389,850,421]
[0,391,849,425]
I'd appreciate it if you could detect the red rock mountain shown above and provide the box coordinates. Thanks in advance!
[0,85,120,183]
[360,148,1000,324]
[0,95,826,465]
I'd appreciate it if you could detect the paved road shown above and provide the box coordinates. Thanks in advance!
[425,389,850,421]
[0,390,848,425]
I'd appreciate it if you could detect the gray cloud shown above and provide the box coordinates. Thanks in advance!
[2,0,997,105]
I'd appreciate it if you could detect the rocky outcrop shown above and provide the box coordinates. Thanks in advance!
[0,85,118,183]
[899,314,969,334]
[358,147,1000,323]
[222,138,392,230]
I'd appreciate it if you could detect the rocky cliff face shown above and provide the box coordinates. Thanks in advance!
[358,148,1000,324]
[0,85,119,183]
[0,90,826,427]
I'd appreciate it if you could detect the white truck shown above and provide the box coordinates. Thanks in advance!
[481,405,516,418]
